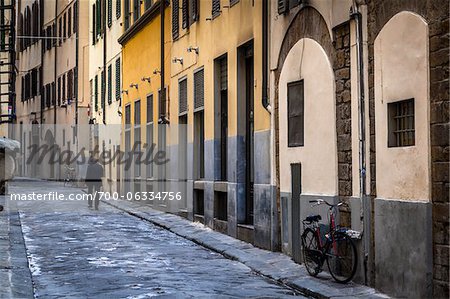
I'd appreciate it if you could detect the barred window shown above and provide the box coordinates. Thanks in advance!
[287,80,304,147]
[147,94,153,124]
[388,99,415,147]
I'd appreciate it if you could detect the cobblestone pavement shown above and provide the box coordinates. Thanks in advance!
[9,180,304,298]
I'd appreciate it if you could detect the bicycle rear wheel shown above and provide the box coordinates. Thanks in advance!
[326,232,357,283]
[301,228,322,277]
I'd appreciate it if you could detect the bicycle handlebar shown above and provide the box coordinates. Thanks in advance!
[309,199,345,208]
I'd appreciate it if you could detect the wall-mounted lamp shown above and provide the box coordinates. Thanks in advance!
[187,46,199,54]
[121,89,128,95]
[129,83,139,89]
[153,69,161,75]
[141,77,151,83]
[172,57,184,65]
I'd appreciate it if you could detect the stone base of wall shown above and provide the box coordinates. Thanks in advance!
[374,198,432,298]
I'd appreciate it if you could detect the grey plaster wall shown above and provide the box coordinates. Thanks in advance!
[374,198,432,298]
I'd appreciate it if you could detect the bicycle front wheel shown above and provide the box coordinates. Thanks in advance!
[326,232,357,283]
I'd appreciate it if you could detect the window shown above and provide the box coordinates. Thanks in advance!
[108,0,112,27]
[58,17,62,45]
[189,0,199,25]
[215,55,228,180]
[74,1,78,33]
[158,87,167,117]
[134,100,141,177]
[278,0,288,15]
[212,0,220,18]
[68,70,73,100]
[147,94,153,123]
[57,77,61,105]
[388,99,415,147]
[96,0,102,37]
[145,0,152,10]
[62,74,66,102]
[124,0,130,29]
[172,0,179,40]
[133,0,140,22]
[182,0,189,29]
[52,82,56,106]
[63,12,67,40]
[94,75,98,111]
[287,80,304,147]
[116,0,122,19]
[101,71,105,109]
[115,58,121,100]
[89,79,93,108]
[194,68,204,110]
[125,104,131,125]
[179,78,187,115]
[107,65,112,104]
[230,0,239,6]
[92,4,96,44]
[68,8,72,37]
[194,110,204,179]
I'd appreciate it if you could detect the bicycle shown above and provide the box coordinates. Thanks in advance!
[301,199,357,283]
[64,165,77,187]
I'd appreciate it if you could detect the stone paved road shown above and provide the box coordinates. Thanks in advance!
[10,180,304,298]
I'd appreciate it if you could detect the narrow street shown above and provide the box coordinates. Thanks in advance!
[7,180,303,298]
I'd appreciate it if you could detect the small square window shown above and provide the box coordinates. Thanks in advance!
[388,99,415,147]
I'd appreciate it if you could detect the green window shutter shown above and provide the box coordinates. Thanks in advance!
[96,0,101,37]
[182,0,188,29]
[108,65,112,104]
[116,0,121,19]
[92,4,96,44]
[172,0,179,40]
[212,0,220,18]
[101,71,105,109]
[115,58,121,100]
[278,0,288,15]
[108,0,112,27]
[194,69,204,109]
[94,75,98,111]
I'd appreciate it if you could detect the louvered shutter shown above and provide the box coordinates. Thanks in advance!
[182,0,188,29]
[278,0,288,15]
[189,0,198,24]
[108,65,112,104]
[194,69,204,110]
[108,0,112,27]
[116,0,121,19]
[212,0,220,18]
[220,58,227,91]
[115,58,121,100]
[94,75,98,111]
[179,79,187,114]
[147,94,153,123]
[74,1,78,33]
[92,4,96,44]
[172,0,179,40]
[101,71,105,109]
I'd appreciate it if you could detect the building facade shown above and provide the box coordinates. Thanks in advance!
[271,0,449,298]
[14,0,90,179]
[88,0,123,192]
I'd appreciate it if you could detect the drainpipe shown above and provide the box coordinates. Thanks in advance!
[40,0,44,126]
[350,0,369,285]
[261,0,270,112]
[158,0,166,123]
[102,0,107,125]
[75,0,79,135]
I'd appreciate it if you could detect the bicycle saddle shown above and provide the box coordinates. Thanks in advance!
[304,215,321,223]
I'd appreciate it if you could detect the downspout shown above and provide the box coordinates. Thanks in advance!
[53,0,57,133]
[159,0,167,123]
[350,0,369,285]
[261,0,270,112]
[75,0,79,136]
[40,0,44,126]
[102,0,107,125]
